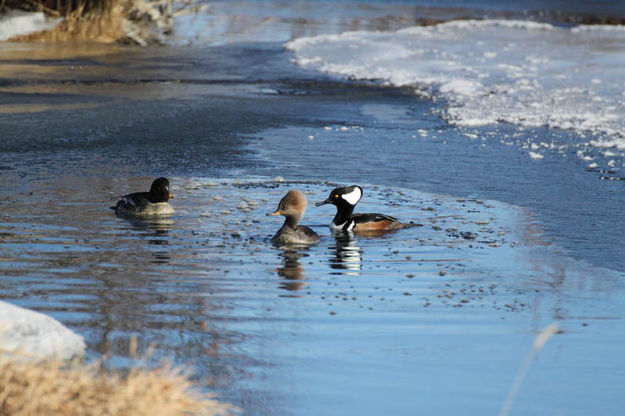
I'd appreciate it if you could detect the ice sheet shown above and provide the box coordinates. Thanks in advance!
[286,20,625,149]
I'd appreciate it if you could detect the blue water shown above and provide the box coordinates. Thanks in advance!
[1,1,625,415]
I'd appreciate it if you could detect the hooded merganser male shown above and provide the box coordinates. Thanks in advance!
[316,185,417,232]
[113,177,174,217]
[268,190,320,245]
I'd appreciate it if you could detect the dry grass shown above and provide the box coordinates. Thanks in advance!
[0,356,236,416]
[2,0,190,44]
[1,0,119,16]
[7,0,126,43]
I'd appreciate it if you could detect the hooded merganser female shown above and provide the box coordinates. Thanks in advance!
[268,190,320,245]
[316,185,416,232]
[113,177,174,217]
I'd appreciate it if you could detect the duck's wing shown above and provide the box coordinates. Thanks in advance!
[116,192,150,209]
[296,225,321,242]
[352,213,400,224]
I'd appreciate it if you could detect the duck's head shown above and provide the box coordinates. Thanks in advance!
[148,177,173,203]
[267,189,308,226]
[315,185,362,209]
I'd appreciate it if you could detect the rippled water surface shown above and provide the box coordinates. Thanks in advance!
[1,176,623,414]
[1,1,625,414]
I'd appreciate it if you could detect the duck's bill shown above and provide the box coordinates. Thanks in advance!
[315,199,331,207]
[267,211,281,216]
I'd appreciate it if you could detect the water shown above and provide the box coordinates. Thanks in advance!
[2,175,622,414]
[1,1,625,414]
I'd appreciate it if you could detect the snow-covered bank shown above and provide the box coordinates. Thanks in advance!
[0,301,85,360]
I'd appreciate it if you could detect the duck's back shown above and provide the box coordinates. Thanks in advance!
[115,192,175,218]
[351,213,410,231]
[272,224,320,245]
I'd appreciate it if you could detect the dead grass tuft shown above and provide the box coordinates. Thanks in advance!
[1,0,119,16]
[4,0,177,44]
[0,356,236,416]
[7,0,126,43]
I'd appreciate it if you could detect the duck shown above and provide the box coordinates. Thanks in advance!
[316,185,417,232]
[267,190,320,245]
[113,177,174,217]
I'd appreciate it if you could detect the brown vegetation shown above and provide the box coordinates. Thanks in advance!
[0,356,236,416]
[1,0,176,44]
[8,1,125,43]
[1,0,121,16]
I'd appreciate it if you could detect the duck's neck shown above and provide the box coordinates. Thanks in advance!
[332,205,354,226]
[148,191,167,203]
[283,213,302,230]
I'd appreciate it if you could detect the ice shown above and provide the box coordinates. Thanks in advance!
[287,19,625,148]
[0,10,62,41]
[0,301,85,360]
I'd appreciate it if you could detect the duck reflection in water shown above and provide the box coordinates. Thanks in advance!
[123,216,173,264]
[329,233,362,276]
[276,248,310,292]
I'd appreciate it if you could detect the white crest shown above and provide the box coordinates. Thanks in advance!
[341,187,362,206]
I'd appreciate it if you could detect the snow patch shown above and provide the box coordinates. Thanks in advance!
[0,10,62,41]
[0,301,85,360]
